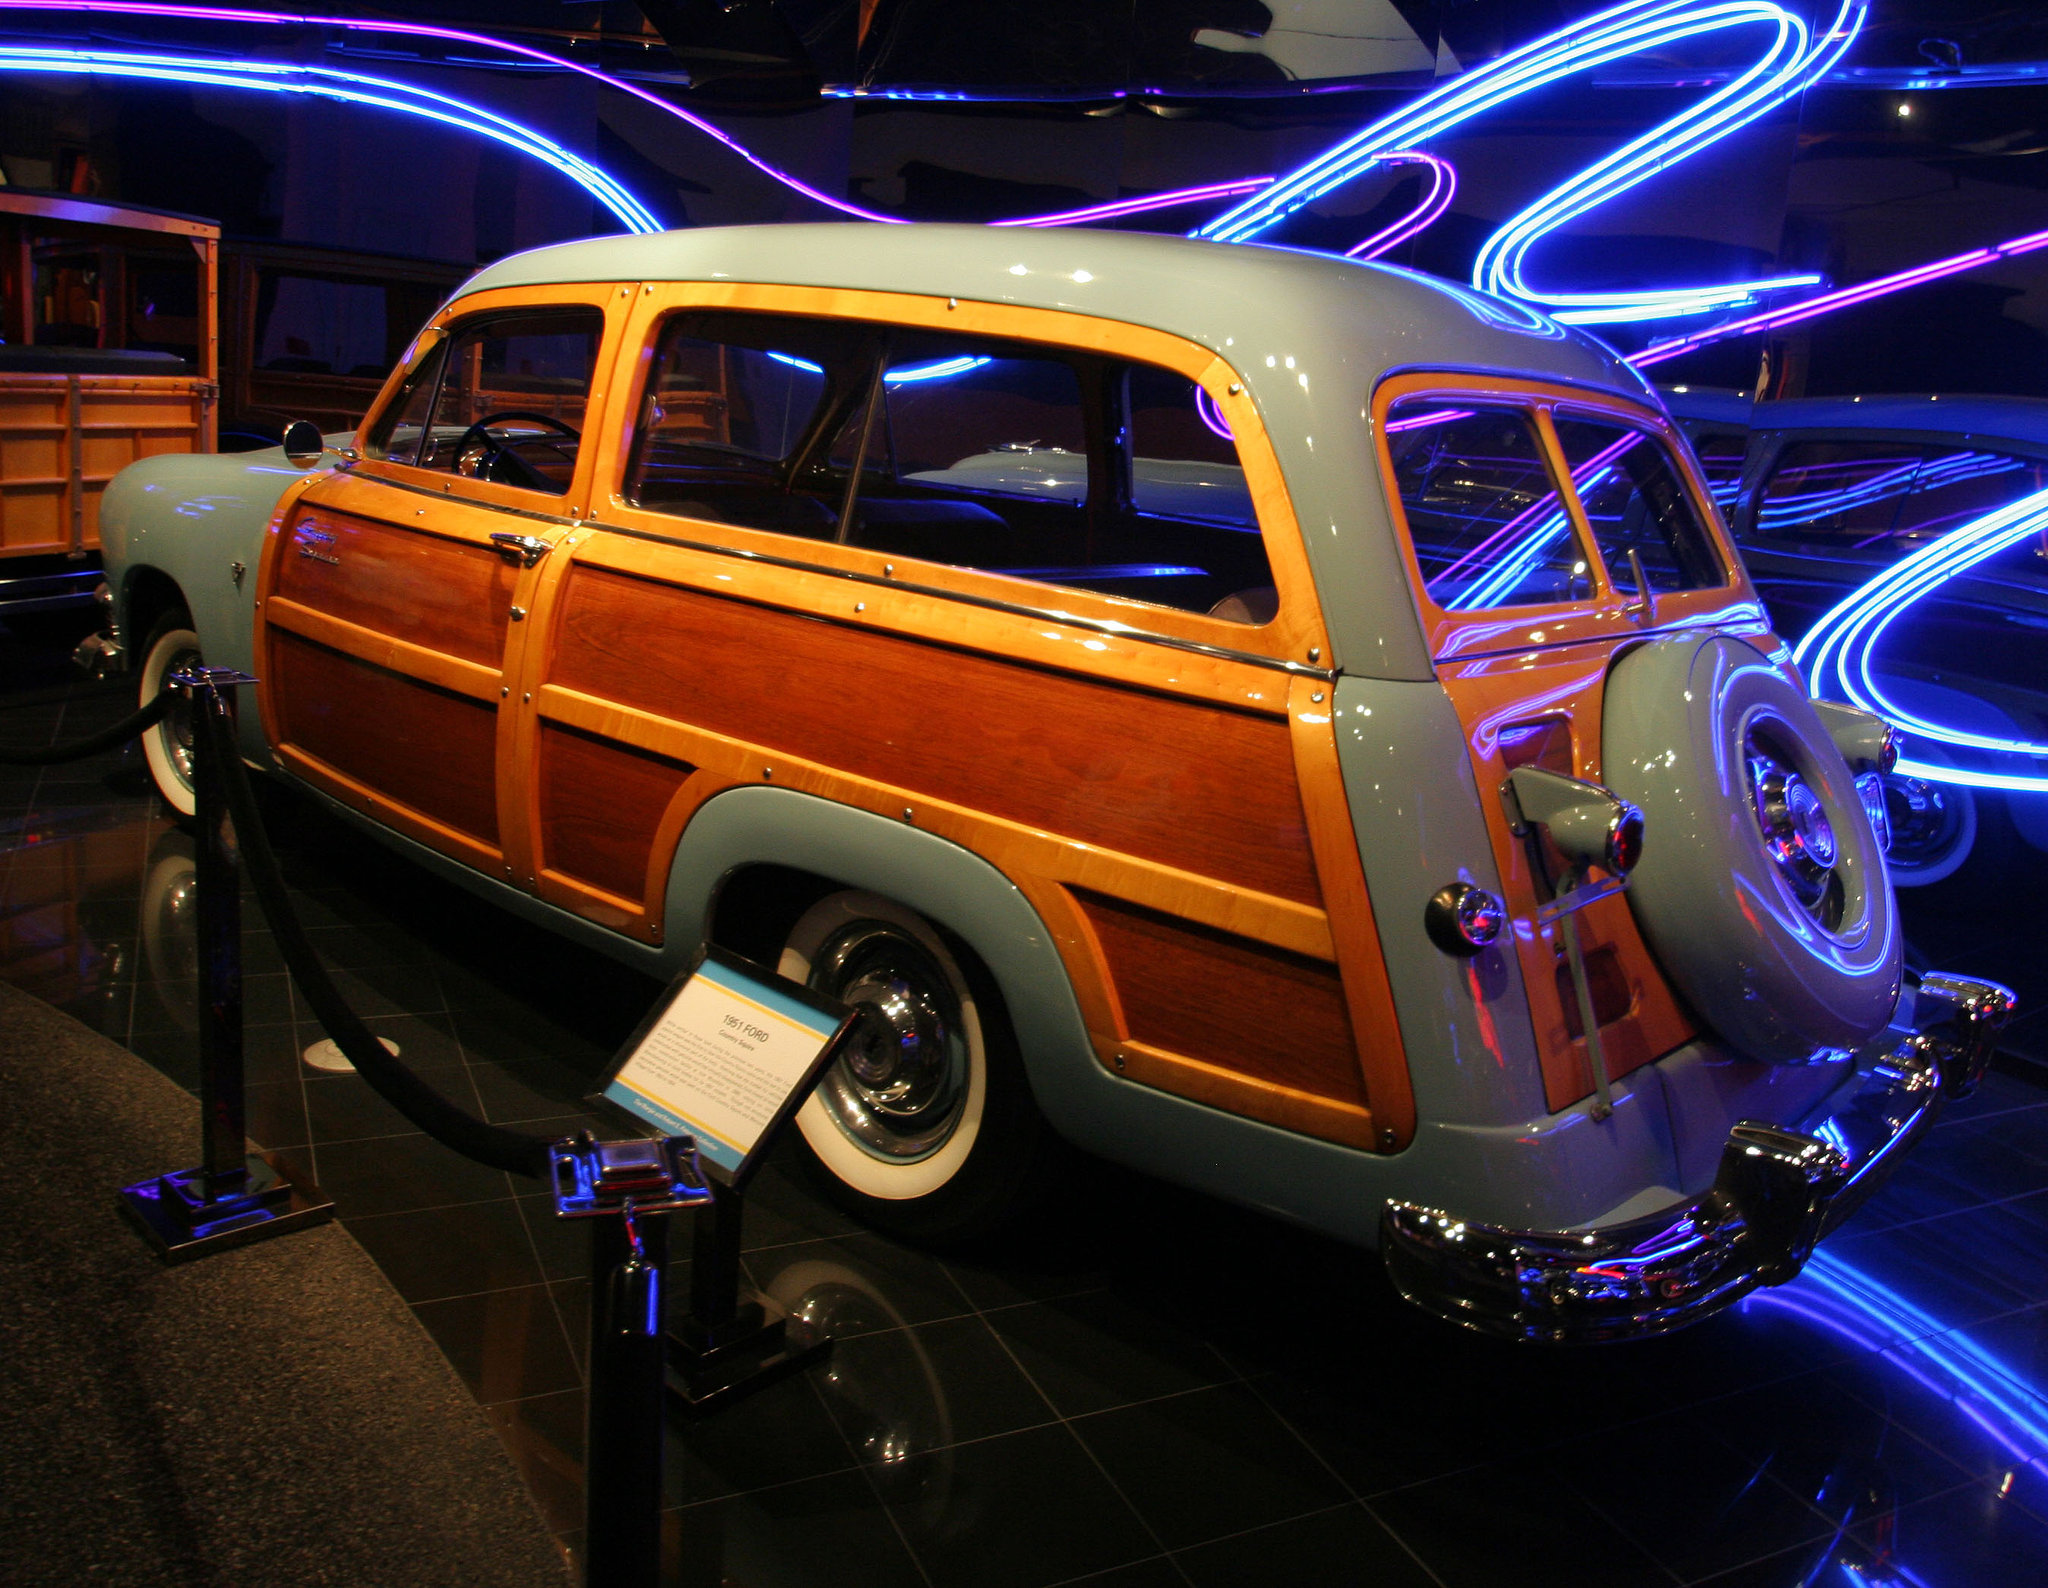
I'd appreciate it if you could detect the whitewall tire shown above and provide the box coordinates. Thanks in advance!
[138,613,202,819]
[777,890,1049,1241]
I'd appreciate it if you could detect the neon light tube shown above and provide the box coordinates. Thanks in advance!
[1636,227,2048,367]
[0,0,907,222]
[0,44,663,231]
[1343,152,1457,260]
[1793,484,2048,789]
[993,178,1274,228]
[1196,0,1865,326]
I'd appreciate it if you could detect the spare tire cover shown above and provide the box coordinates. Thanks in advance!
[1603,633,1901,1062]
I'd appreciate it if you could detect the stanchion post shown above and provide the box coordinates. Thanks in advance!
[553,1133,711,1588]
[192,676,249,1201]
[118,667,333,1261]
[585,1206,669,1588]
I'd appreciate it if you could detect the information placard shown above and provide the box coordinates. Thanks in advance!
[597,946,853,1186]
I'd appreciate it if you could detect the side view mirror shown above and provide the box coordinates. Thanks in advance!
[280,419,326,469]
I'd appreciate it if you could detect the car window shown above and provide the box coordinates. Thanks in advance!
[1687,429,1747,512]
[1754,440,1925,547]
[363,337,447,465]
[623,309,1275,622]
[1383,399,1592,611]
[367,307,601,494]
[1552,416,1727,594]
[1889,444,2041,543]
[1127,364,1256,529]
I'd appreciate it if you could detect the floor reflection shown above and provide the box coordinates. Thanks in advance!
[6,642,2048,1586]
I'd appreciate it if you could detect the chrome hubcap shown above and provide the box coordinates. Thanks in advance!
[1747,724,1846,928]
[160,644,202,785]
[806,921,969,1162]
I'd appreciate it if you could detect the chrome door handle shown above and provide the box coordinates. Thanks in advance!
[489,531,550,568]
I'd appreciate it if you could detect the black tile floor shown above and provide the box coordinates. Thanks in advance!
[7,614,2048,1586]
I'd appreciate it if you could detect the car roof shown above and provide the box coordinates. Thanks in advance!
[1657,385,1755,429]
[460,223,1647,402]
[1746,391,2048,443]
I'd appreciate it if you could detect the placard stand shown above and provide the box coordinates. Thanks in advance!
[592,945,856,1416]
[666,1179,829,1414]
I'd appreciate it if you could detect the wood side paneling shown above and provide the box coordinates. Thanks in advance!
[537,721,695,905]
[271,630,500,846]
[273,506,514,669]
[547,565,1322,907]
[1075,889,1365,1109]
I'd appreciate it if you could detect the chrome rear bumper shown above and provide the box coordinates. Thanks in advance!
[1381,971,2014,1344]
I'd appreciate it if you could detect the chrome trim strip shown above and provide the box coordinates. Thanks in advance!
[579,516,1337,681]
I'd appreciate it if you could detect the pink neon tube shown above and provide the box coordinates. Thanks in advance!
[1344,152,1456,260]
[1633,227,2048,368]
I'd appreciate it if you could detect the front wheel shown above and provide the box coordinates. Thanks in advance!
[138,611,201,819]
[779,891,1051,1244]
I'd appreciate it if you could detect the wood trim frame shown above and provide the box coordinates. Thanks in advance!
[583,280,1331,671]
[347,280,637,524]
[1285,674,1414,1147]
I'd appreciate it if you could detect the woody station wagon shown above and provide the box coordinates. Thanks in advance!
[93,224,2011,1341]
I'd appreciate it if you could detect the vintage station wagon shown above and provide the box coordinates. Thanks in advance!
[94,224,2010,1341]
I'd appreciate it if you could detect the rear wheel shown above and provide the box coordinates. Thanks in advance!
[779,890,1050,1243]
[138,610,201,818]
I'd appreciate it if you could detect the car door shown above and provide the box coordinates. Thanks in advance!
[253,284,628,887]
[1373,375,1769,1112]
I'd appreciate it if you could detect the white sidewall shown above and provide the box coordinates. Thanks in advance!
[779,891,988,1202]
[139,624,200,818]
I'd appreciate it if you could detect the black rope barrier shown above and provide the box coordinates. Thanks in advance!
[0,688,171,765]
[198,698,555,1178]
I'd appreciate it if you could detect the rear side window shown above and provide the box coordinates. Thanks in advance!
[623,308,1274,620]
[1384,399,1591,611]
[1892,446,2041,542]
[1755,438,2047,582]
[1128,364,1255,528]
[1552,416,1726,593]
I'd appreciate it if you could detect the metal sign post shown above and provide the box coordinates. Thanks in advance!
[118,667,332,1260]
[592,945,855,1413]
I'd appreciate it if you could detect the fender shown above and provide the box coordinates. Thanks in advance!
[660,785,1404,1244]
[99,446,336,763]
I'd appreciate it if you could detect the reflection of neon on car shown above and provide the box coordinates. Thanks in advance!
[1759,452,2024,537]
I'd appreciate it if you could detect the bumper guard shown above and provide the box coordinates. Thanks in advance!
[1381,971,2015,1344]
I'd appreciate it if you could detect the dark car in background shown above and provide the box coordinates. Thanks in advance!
[218,241,466,449]
[1665,388,2048,889]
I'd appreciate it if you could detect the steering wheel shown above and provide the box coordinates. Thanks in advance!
[452,410,581,491]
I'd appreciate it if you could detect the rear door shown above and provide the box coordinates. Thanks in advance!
[1374,374,1767,1112]
[254,285,627,886]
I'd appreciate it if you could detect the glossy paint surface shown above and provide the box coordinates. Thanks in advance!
[5,640,2048,1587]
